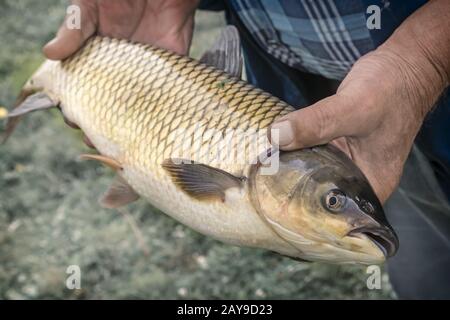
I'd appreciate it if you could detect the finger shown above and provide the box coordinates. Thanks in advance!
[270,95,359,150]
[43,0,97,60]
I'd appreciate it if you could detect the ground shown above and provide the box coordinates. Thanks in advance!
[0,0,395,299]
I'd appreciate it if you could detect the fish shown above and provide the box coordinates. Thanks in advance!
[3,26,398,264]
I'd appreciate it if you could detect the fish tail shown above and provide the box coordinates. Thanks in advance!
[1,60,58,143]
[1,89,36,144]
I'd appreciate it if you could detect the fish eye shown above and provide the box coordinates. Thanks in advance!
[324,189,346,213]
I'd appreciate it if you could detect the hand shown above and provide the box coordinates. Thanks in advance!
[269,53,418,202]
[43,0,200,60]
[270,0,450,203]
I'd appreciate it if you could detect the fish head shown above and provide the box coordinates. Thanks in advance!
[249,145,398,264]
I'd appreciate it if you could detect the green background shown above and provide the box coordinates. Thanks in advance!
[0,0,394,299]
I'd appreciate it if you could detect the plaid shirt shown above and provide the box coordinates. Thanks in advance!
[228,0,426,80]
[200,0,450,200]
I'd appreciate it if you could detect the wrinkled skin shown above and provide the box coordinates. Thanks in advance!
[270,0,450,203]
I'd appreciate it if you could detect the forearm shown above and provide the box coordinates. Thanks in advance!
[375,0,450,117]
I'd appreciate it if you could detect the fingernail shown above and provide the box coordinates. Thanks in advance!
[45,37,58,47]
[43,38,57,55]
[271,120,294,147]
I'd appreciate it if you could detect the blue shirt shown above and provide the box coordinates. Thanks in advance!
[229,0,427,80]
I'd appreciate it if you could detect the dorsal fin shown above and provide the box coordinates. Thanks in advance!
[199,25,243,79]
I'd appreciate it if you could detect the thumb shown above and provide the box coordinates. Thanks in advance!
[270,95,358,150]
[43,0,97,60]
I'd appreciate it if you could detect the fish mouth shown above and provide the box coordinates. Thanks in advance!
[348,226,399,258]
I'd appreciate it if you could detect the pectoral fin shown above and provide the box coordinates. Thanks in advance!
[162,159,244,201]
[199,25,243,78]
[100,175,139,209]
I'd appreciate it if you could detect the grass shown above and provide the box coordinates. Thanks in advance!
[0,0,395,299]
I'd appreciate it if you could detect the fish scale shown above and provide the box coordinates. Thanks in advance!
[43,36,295,252]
